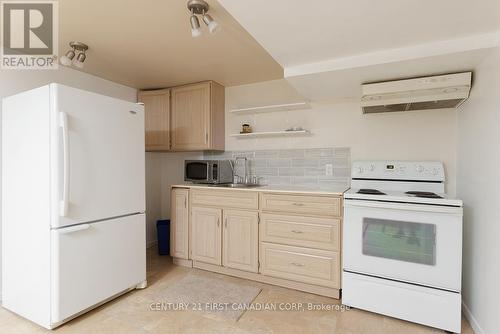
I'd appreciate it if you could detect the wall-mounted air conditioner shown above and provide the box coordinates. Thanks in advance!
[361,72,472,113]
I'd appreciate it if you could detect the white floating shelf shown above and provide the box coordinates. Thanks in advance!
[230,130,311,138]
[229,102,310,114]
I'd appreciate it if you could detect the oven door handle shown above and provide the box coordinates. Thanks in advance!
[344,199,463,214]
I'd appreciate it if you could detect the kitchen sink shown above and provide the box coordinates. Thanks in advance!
[208,183,262,188]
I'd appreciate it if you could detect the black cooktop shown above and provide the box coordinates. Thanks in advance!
[405,191,443,199]
[357,189,386,195]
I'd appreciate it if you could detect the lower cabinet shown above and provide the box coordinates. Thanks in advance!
[191,206,259,273]
[171,187,343,298]
[191,206,222,265]
[223,210,259,273]
[170,188,189,259]
[259,242,340,288]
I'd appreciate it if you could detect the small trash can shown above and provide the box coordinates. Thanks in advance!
[156,219,170,255]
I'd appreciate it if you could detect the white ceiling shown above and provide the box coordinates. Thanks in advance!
[218,0,500,68]
[219,0,500,100]
[59,0,283,89]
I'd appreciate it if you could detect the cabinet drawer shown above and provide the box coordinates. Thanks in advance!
[260,213,340,251]
[260,193,341,217]
[260,243,340,288]
[191,189,259,210]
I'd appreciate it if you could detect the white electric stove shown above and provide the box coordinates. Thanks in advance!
[342,161,463,333]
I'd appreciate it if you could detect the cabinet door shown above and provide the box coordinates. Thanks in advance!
[170,188,189,259]
[223,210,259,273]
[138,89,170,151]
[171,82,210,151]
[191,206,222,265]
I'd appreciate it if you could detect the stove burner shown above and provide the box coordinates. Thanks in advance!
[405,191,443,199]
[357,189,386,195]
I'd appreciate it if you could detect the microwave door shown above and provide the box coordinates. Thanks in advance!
[185,162,210,182]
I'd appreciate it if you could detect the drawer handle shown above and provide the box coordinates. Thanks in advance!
[291,230,303,234]
[292,202,305,206]
[291,262,305,267]
[59,224,90,235]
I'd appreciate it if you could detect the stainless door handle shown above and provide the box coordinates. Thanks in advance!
[291,230,303,234]
[292,203,304,206]
[224,218,227,228]
[217,218,220,227]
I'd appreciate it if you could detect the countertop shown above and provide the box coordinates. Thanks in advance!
[171,183,349,196]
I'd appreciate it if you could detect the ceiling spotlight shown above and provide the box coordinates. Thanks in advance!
[60,49,75,66]
[190,13,202,37]
[202,13,220,34]
[73,52,86,68]
[60,41,89,68]
[186,0,220,37]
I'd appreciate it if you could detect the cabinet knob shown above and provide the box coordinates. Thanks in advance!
[291,262,305,267]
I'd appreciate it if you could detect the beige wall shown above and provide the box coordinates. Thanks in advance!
[226,80,458,195]
[457,47,500,334]
[145,152,202,246]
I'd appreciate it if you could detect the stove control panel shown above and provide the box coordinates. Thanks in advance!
[351,161,445,181]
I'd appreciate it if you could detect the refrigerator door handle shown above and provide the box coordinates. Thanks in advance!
[59,111,70,217]
[58,224,90,234]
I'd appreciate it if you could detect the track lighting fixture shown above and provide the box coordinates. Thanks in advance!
[187,0,220,37]
[190,12,202,37]
[60,41,89,68]
[202,13,220,34]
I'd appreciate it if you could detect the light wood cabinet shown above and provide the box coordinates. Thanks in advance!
[260,213,340,251]
[170,187,343,299]
[260,242,340,289]
[191,189,259,210]
[260,193,341,217]
[170,188,189,259]
[138,89,170,151]
[223,210,259,273]
[170,81,225,151]
[191,206,222,265]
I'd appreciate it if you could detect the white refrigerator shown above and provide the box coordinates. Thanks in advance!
[2,83,146,329]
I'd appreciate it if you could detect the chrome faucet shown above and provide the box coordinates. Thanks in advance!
[234,156,249,184]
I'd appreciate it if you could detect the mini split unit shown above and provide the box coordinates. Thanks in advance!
[361,72,472,113]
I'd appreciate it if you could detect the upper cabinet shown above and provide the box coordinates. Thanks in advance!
[171,81,225,151]
[138,88,171,151]
[138,81,225,152]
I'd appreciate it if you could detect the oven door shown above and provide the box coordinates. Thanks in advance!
[343,199,462,291]
[185,161,210,182]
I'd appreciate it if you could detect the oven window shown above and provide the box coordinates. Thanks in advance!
[362,218,436,265]
[186,162,208,180]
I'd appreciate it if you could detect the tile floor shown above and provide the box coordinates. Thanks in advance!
[0,248,475,334]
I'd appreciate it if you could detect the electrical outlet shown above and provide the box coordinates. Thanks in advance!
[325,164,333,176]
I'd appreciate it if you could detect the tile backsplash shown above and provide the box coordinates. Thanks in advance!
[205,147,350,188]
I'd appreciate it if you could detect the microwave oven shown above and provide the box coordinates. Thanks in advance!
[184,160,233,184]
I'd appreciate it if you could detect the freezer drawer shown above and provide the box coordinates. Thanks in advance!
[51,214,146,324]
